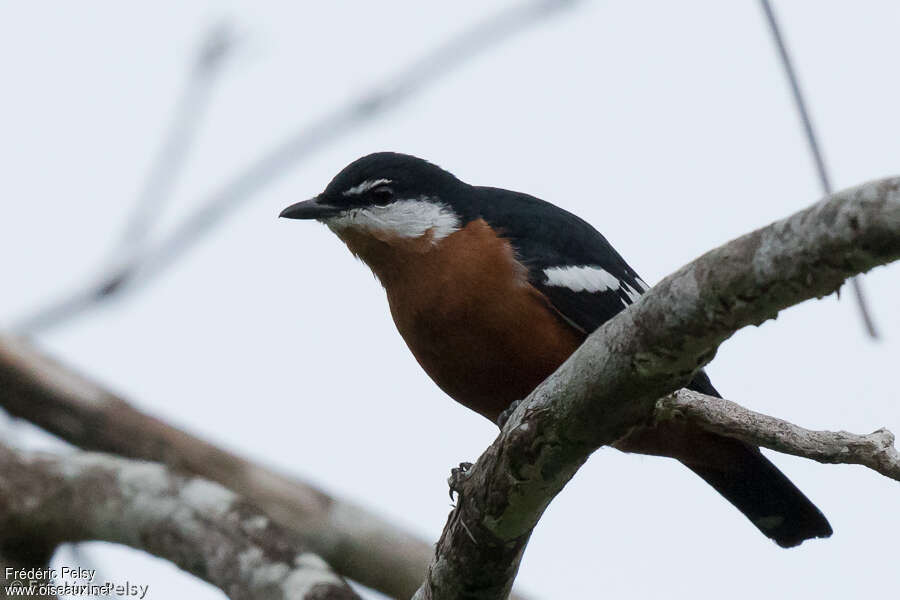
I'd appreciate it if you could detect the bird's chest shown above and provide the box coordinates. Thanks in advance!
[364,221,583,421]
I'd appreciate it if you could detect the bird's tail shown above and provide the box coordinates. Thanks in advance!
[680,435,832,547]
[684,372,832,546]
[618,421,832,547]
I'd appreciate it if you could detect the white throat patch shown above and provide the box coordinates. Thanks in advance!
[324,199,461,242]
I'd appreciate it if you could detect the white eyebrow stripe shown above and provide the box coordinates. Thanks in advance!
[342,178,392,196]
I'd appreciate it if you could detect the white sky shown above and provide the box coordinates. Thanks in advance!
[1,1,898,599]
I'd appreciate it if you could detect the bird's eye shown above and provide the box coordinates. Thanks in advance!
[370,185,395,205]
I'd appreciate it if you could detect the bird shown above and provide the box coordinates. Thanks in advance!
[280,151,832,548]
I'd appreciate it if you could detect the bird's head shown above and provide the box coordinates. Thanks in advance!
[280,153,466,258]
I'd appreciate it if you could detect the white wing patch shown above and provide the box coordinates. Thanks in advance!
[544,266,620,293]
[342,178,392,196]
[544,265,647,305]
[325,198,460,241]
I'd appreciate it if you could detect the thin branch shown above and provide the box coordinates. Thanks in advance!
[758,0,879,338]
[10,0,581,335]
[413,176,900,600]
[656,389,900,480]
[115,21,238,254]
[0,441,360,600]
[14,22,237,335]
[0,335,430,600]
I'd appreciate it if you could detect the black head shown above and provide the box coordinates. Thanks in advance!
[279,152,464,221]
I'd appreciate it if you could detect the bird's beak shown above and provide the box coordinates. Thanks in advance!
[279,196,342,220]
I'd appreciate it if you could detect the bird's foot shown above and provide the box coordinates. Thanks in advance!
[496,399,524,429]
[448,461,473,500]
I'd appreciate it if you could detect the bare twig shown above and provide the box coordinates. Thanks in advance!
[413,176,900,600]
[15,23,238,335]
[656,389,900,480]
[0,441,360,600]
[11,0,581,335]
[758,0,879,338]
[116,22,238,255]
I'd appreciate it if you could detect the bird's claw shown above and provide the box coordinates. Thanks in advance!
[448,461,474,500]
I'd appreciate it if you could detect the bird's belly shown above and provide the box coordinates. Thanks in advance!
[355,217,584,422]
[387,283,583,423]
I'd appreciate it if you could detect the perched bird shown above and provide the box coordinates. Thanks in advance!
[280,152,832,547]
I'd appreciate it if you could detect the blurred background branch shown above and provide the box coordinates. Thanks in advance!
[115,22,239,257]
[0,333,434,600]
[12,0,580,336]
[758,0,880,339]
[0,440,362,600]
[13,22,239,335]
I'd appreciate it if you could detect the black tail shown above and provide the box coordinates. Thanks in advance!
[617,373,832,546]
[683,371,832,547]
[683,439,832,547]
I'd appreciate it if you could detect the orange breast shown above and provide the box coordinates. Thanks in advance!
[338,219,584,422]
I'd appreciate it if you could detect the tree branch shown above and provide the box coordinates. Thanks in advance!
[656,389,900,480]
[0,335,434,600]
[414,176,900,600]
[0,441,360,600]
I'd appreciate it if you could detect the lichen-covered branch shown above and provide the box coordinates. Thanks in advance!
[656,389,900,480]
[0,335,432,600]
[0,441,360,600]
[414,176,900,600]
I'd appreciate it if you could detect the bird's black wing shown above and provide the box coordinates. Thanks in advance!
[465,187,649,333]
[465,186,720,396]
[465,188,833,548]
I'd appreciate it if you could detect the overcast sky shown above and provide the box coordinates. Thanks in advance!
[1,1,898,599]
